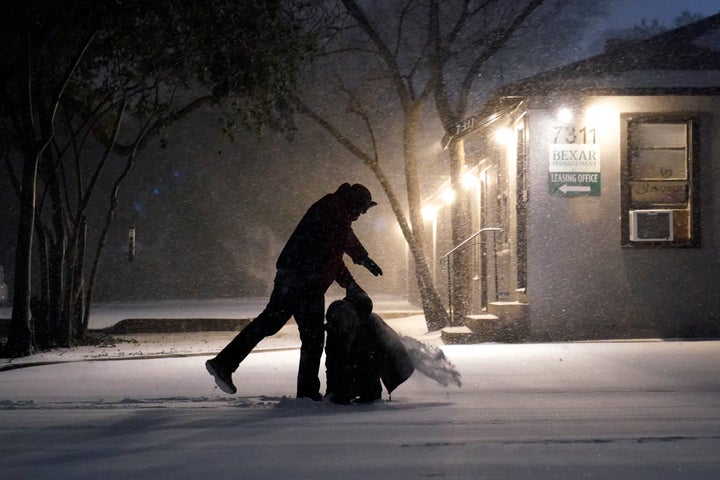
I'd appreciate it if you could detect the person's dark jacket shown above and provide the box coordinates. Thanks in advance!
[276,184,371,291]
[325,293,415,403]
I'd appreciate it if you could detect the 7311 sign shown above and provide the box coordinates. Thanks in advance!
[453,116,477,136]
[554,125,596,144]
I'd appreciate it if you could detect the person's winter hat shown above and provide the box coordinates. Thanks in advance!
[349,183,377,213]
[345,289,373,319]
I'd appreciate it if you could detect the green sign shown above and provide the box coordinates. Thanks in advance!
[548,144,601,197]
[548,172,601,195]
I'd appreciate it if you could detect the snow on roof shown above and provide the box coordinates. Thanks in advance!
[496,13,720,98]
[520,70,720,92]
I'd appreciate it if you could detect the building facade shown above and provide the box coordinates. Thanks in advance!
[436,14,720,341]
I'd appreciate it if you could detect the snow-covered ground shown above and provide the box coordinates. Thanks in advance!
[1,299,720,479]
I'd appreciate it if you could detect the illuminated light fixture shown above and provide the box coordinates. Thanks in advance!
[556,107,573,124]
[461,171,478,190]
[585,104,613,128]
[422,205,439,221]
[441,188,456,205]
[494,127,513,145]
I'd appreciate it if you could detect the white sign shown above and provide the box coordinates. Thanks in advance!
[549,144,600,172]
[548,144,601,196]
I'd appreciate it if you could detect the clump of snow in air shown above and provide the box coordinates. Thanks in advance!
[401,335,462,387]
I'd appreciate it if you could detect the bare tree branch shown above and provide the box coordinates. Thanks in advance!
[456,0,545,116]
[290,94,376,167]
[341,0,415,110]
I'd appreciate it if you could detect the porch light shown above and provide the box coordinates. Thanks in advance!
[441,187,456,205]
[422,205,439,221]
[461,171,478,190]
[556,107,573,124]
[585,104,613,128]
[494,127,513,145]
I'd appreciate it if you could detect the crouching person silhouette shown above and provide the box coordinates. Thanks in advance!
[325,288,415,404]
[206,183,383,400]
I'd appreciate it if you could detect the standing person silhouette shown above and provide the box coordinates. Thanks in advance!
[206,183,383,400]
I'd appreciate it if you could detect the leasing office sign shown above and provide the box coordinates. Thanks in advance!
[548,144,601,196]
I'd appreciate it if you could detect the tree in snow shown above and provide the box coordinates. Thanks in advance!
[1,0,315,356]
[291,0,606,329]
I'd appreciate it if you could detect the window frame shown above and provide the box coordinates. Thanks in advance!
[620,113,701,248]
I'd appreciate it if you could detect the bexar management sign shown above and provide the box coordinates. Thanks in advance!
[548,144,601,196]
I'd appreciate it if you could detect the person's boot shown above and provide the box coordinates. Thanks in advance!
[205,358,237,394]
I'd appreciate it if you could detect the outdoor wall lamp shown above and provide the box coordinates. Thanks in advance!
[422,205,439,221]
[461,171,478,190]
[584,104,614,129]
[556,107,574,124]
[441,187,456,205]
[494,126,513,145]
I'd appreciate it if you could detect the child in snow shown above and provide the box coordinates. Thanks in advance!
[324,291,415,404]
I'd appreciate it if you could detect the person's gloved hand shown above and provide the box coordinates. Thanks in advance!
[357,256,383,276]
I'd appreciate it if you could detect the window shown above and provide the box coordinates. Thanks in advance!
[621,114,699,247]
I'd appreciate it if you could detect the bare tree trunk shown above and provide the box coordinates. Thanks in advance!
[70,217,86,338]
[7,153,40,356]
[448,138,472,322]
[33,214,52,349]
[48,224,67,346]
[83,108,145,332]
[83,166,132,335]
[404,105,448,330]
[403,107,425,248]
[366,160,448,331]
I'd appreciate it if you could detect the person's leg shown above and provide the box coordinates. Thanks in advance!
[214,306,291,371]
[210,272,295,372]
[206,274,295,395]
[206,300,291,394]
[349,314,382,402]
[324,300,359,403]
[294,292,326,400]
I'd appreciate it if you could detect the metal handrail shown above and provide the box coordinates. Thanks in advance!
[439,227,502,260]
[441,227,502,326]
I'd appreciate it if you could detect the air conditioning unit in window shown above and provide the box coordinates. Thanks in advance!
[629,209,674,241]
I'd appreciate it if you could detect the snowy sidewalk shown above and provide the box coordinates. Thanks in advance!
[1,339,719,480]
[1,315,439,371]
[1,296,719,479]
[1,296,429,369]
[83,294,424,330]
